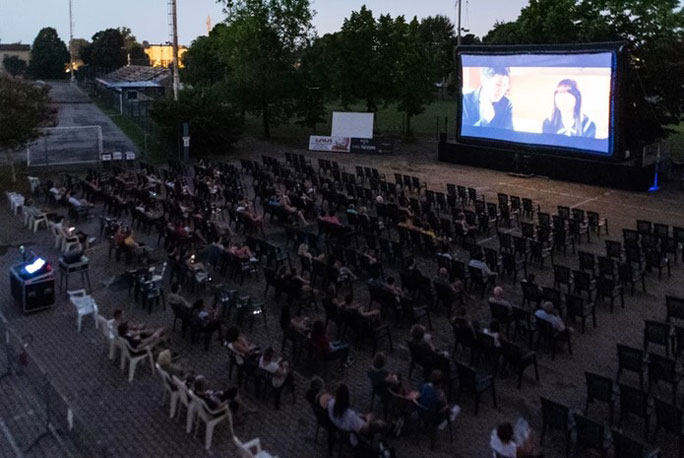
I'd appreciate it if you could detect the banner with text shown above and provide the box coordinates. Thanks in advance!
[308,136,351,153]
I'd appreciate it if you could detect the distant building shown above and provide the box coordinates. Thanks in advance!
[144,44,187,68]
[95,65,172,116]
[0,44,31,73]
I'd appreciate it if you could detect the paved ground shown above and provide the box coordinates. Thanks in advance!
[0,138,683,458]
[24,81,136,166]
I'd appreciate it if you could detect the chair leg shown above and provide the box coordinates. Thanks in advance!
[205,422,216,450]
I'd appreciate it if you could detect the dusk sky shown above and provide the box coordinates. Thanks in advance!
[0,0,527,46]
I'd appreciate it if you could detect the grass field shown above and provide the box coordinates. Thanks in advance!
[242,99,458,140]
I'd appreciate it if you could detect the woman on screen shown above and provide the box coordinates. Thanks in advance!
[542,79,596,138]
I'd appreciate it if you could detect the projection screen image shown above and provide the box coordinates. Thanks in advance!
[459,52,615,155]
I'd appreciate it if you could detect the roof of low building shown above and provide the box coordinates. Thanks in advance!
[0,44,31,51]
[96,65,171,89]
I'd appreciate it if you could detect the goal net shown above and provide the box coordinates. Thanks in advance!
[26,126,103,167]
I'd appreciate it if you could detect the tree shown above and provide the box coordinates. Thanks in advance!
[69,38,90,60]
[420,15,456,84]
[118,26,149,66]
[150,86,242,156]
[2,55,28,77]
[337,6,383,112]
[28,27,69,79]
[0,75,56,181]
[217,0,315,137]
[82,28,127,70]
[394,17,438,139]
[182,24,229,87]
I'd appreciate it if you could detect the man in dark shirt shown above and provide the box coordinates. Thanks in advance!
[462,66,514,130]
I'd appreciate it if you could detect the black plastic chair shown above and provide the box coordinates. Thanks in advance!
[565,293,596,333]
[618,383,651,440]
[648,352,682,403]
[585,371,615,425]
[455,361,497,415]
[617,344,647,390]
[553,264,573,292]
[535,317,572,360]
[612,428,661,458]
[596,276,624,311]
[666,295,684,324]
[574,413,607,458]
[644,320,672,357]
[540,396,571,458]
[500,339,539,389]
[652,397,684,458]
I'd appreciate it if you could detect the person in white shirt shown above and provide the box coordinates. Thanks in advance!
[328,384,388,446]
[258,347,290,388]
[490,421,537,458]
[535,301,566,332]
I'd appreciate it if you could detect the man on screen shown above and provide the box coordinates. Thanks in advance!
[462,66,513,130]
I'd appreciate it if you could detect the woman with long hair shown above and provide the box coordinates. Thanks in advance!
[542,79,596,138]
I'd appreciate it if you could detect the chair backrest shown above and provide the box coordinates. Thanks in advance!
[585,371,613,403]
[97,315,114,340]
[540,397,569,431]
[573,413,605,454]
[644,320,670,346]
[666,295,684,323]
[619,383,649,416]
[617,344,644,373]
[653,397,683,434]
[612,429,651,458]
[648,352,677,381]
[455,362,477,392]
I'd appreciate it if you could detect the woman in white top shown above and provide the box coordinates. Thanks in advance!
[258,347,289,388]
[490,421,536,457]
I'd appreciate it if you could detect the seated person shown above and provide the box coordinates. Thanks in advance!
[167,282,192,309]
[483,320,502,348]
[258,346,292,389]
[290,267,315,294]
[490,421,537,458]
[229,241,257,262]
[468,252,497,283]
[277,193,308,225]
[117,321,166,351]
[383,276,403,299]
[489,286,513,310]
[192,376,246,420]
[191,299,220,329]
[321,210,341,225]
[66,191,93,209]
[306,376,332,411]
[279,303,310,334]
[310,320,352,368]
[368,352,414,399]
[434,267,464,297]
[414,370,461,429]
[409,324,436,353]
[236,199,264,229]
[454,211,478,236]
[157,349,188,379]
[225,326,260,358]
[341,294,380,321]
[328,383,389,445]
[535,301,568,332]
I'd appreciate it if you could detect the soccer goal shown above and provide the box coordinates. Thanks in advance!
[26,126,103,167]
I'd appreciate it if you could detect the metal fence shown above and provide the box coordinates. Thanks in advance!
[0,312,109,458]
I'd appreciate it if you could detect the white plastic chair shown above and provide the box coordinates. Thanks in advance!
[7,192,24,214]
[60,227,82,253]
[50,221,64,249]
[23,206,36,227]
[96,315,118,360]
[118,337,154,382]
[172,375,193,424]
[155,363,179,419]
[29,209,48,232]
[234,436,277,458]
[187,390,230,450]
[67,289,99,332]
